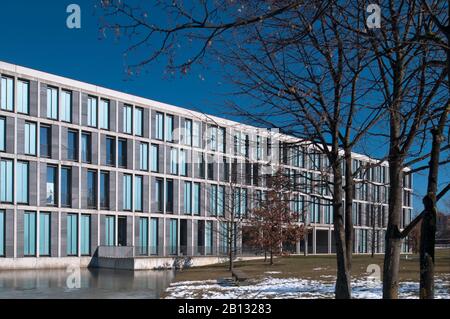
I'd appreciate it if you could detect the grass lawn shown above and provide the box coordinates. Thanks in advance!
[170,249,450,283]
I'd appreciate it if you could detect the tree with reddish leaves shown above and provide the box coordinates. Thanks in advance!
[247,169,305,265]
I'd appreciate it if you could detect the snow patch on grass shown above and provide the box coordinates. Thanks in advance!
[164,275,450,299]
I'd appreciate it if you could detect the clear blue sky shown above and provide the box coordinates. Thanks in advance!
[0,1,448,214]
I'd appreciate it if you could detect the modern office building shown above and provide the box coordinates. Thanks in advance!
[0,61,413,269]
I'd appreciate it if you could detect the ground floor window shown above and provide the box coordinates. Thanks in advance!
[205,221,213,255]
[139,217,148,255]
[39,213,50,256]
[80,215,90,256]
[24,212,36,256]
[169,219,177,255]
[105,215,115,246]
[0,210,4,256]
[150,218,158,255]
[67,214,78,256]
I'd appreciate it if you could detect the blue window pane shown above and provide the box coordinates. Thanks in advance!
[139,217,148,255]
[105,216,115,246]
[17,80,29,114]
[0,117,5,151]
[61,167,71,207]
[67,214,78,256]
[99,99,109,129]
[139,143,148,171]
[166,115,174,142]
[0,210,5,256]
[134,175,143,211]
[68,131,78,161]
[81,133,91,163]
[150,144,158,172]
[47,87,58,119]
[1,76,14,111]
[39,213,50,256]
[87,97,97,127]
[123,105,132,134]
[16,162,29,204]
[169,219,177,255]
[80,215,90,255]
[87,171,97,208]
[0,159,13,202]
[25,122,36,155]
[150,218,158,255]
[24,212,36,256]
[123,174,132,210]
[184,182,191,214]
[155,112,164,140]
[135,107,143,136]
[193,183,200,215]
[46,166,57,205]
[61,90,72,122]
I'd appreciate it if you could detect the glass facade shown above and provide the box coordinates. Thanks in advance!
[184,181,192,214]
[105,215,115,246]
[0,65,414,260]
[123,104,132,134]
[24,212,36,256]
[61,90,72,122]
[25,122,37,155]
[123,174,132,211]
[150,218,158,255]
[166,115,174,142]
[150,144,158,172]
[0,117,5,151]
[169,219,177,255]
[39,213,50,256]
[80,214,90,255]
[81,132,91,163]
[100,171,109,209]
[1,76,14,111]
[0,159,13,203]
[87,170,97,208]
[139,142,148,171]
[16,161,28,204]
[47,86,58,119]
[68,130,78,161]
[40,125,51,157]
[61,167,71,207]
[134,175,143,212]
[17,80,29,114]
[99,99,109,130]
[134,107,143,136]
[47,165,58,206]
[67,214,78,256]
[139,217,148,255]
[87,96,97,127]
[0,210,4,256]
[155,112,164,140]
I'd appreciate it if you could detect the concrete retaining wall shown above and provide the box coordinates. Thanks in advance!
[0,256,265,270]
[0,257,92,270]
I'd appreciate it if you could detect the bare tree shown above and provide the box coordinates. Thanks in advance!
[247,169,305,265]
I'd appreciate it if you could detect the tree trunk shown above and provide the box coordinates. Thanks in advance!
[383,157,403,299]
[270,249,273,265]
[264,250,267,262]
[344,148,354,271]
[420,195,436,299]
[420,126,445,298]
[332,153,351,299]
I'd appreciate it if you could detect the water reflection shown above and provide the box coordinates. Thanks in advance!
[0,268,175,299]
